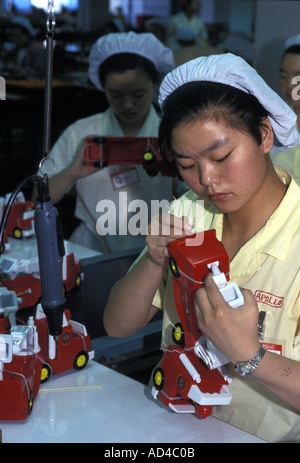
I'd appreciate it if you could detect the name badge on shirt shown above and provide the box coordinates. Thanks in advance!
[262,342,282,355]
[111,167,140,190]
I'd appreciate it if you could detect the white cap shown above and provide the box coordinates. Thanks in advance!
[159,53,300,153]
[11,16,36,36]
[88,31,174,91]
[285,34,300,49]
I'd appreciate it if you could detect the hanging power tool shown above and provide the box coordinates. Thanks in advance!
[34,175,66,342]
[0,1,65,343]
[35,0,66,343]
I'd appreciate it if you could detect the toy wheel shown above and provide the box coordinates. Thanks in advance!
[74,351,89,370]
[12,227,22,239]
[40,364,52,383]
[145,170,158,177]
[142,151,156,163]
[75,274,81,287]
[169,257,180,278]
[172,323,184,345]
[153,367,165,390]
[28,393,34,415]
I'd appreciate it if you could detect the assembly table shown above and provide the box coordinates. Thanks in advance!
[0,360,265,444]
[0,239,266,444]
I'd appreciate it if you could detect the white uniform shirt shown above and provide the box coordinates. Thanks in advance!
[49,106,186,253]
[167,11,208,51]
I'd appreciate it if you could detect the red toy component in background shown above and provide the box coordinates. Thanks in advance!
[82,136,176,177]
[0,301,94,421]
[35,307,93,383]
[151,230,234,419]
[0,249,83,310]
[0,192,35,245]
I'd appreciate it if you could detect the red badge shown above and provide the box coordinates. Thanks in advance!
[254,290,284,309]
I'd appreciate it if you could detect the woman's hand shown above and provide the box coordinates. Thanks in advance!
[194,273,261,365]
[145,213,194,268]
[67,136,102,181]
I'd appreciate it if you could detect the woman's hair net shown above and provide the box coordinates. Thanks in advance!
[88,31,174,91]
[159,53,300,153]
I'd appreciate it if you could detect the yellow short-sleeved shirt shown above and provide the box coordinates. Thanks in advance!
[150,167,300,442]
[272,144,300,186]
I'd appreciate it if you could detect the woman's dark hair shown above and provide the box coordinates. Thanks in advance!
[99,53,159,89]
[282,44,300,58]
[159,81,271,169]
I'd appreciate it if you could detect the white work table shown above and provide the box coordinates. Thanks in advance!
[0,361,265,444]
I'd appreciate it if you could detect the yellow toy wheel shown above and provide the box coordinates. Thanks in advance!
[142,151,156,163]
[28,393,33,415]
[13,227,22,239]
[75,274,81,287]
[74,351,88,370]
[153,367,165,390]
[40,364,52,383]
[169,257,180,278]
[172,323,184,346]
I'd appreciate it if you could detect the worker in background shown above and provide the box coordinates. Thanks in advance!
[4,15,45,80]
[271,34,300,185]
[167,0,208,52]
[222,30,256,66]
[144,17,168,46]
[173,27,223,67]
[34,31,187,253]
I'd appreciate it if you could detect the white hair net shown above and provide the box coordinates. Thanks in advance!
[285,34,300,49]
[159,53,300,153]
[88,31,174,92]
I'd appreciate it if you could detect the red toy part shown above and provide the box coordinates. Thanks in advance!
[0,354,42,420]
[0,317,42,420]
[62,251,82,293]
[169,229,229,349]
[0,301,94,420]
[152,346,231,419]
[2,273,41,309]
[0,192,35,243]
[151,230,232,418]
[0,250,83,309]
[82,136,176,177]
[35,307,94,382]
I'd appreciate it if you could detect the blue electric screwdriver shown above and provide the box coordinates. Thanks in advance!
[34,175,66,344]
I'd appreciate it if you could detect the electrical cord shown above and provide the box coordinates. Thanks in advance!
[0,175,44,255]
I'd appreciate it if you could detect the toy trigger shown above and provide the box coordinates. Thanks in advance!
[207,262,244,309]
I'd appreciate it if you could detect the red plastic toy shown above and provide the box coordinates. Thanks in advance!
[0,192,35,244]
[35,305,94,383]
[0,315,43,420]
[82,136,176,177]
[0,293,94,420]
[151,229,243,419]
[0,248,83,309]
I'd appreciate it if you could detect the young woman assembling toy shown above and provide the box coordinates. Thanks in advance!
[103,53,300,442]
